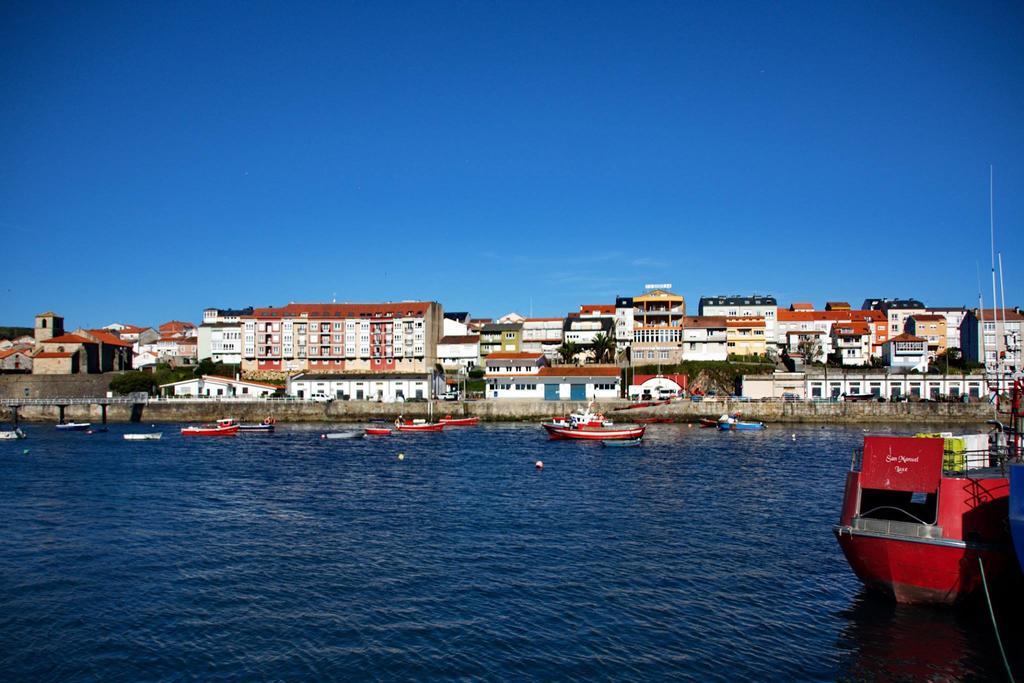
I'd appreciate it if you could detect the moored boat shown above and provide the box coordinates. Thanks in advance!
[716,413,765,431]
[181,418,239,437]
[439,415,480,427]
[0,428,27,440]
[239,417,276,432]
[124,433,162,441]
[321,431,364,440]
[541,403,645,441]
[602,437,643,448]
[365,428,392,436]
[699,417,719,428]
[55,422,91,431]
[834,432,1016,605]
[394,419,444,433]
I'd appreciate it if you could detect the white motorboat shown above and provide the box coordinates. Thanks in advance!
[321,431,364,440]
[0,428,27,440]
[123,433,163,441]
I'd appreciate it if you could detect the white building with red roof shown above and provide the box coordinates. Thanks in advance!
[159,374,281,398]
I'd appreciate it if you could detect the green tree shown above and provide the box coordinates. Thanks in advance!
[557,341,580,365]
[589,333,615,364]
[109,371,157,396]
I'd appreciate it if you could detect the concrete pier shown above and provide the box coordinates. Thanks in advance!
[1,397,997,425]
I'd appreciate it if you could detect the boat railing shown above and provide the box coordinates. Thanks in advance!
[944,446,1017,478]
[850,445,1017,478]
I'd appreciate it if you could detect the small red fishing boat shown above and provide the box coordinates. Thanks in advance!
[541,403,645,441]
[365,428,392,436]
[394,419,444,433]
[439,415,480,427]
[181,418,240,437]
[699,417,719,428]
[834,433,1015,605]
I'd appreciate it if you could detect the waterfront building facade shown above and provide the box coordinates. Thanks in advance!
[241,301,443,378]
[743,371,990,401]
[160,374,279,398]
[631,289,685,363]
[881,333,929,372]
[830,321,872,366]
[198,307,252,364]
[485,366,620,400]
[287,372,443,401]
[725,317,767,357]
[479,322,522,361]
[960,307,1023,371]
[906,314,948,361]
[862,298,926,337]
[520,318,564,360]
[680,316,728,361]
[437,335,480,372]
[0,348,32,373]
[698,295,777,345]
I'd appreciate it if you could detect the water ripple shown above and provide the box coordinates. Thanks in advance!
[0,422,1018,680]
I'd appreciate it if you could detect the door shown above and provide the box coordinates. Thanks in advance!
[544,383,560,401]
[570,384,586,401]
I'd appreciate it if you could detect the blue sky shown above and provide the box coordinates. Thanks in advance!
[2,1,1022,328]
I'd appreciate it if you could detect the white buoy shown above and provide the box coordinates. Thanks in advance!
[398,453,405,460]
[535,460,544,469]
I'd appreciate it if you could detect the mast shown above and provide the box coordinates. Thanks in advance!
[990,166,1002,394]
[977,263,992,410]
[999,252,1009,370]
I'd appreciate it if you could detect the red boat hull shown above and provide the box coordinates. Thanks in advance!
[395,423,444,432]
[181,425,239,436]
[439,417,480,426]
[542,423,646,440]
[365,428,392,436]
[834,530,1013,605]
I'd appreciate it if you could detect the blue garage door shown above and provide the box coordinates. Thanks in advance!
[570,384,586,401]
[544,383,560,400]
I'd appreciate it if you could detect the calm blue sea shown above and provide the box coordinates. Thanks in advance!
[0,422,1020,681]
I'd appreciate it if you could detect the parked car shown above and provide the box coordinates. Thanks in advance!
[781,393,800,402]
[442,389,460,401]
[843,393,875,402]
[309,392,333,403]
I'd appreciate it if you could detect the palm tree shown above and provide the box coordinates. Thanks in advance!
[556,341,580,365]
[590,333,615,364]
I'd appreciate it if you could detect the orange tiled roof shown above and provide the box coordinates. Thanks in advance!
[579,304,615,314]
[832,321,871,335]
[34,351,74,359]
[0,348,30,359]
[790,303,814,311]
[887,333,926,343]
[247,302,433,318]
[43,334,93,345]
[85,330,134,347]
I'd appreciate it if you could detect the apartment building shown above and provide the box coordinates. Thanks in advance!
[241,301,443,377]
[631,288,685,363]
[699,294,777,345]
[198,307,253,364]
[906,314,947,361]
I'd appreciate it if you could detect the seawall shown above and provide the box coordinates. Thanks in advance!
[1,397,995,425]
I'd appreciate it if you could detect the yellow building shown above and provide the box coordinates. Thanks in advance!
[726,317,767,357]
[631,289,686,363]
[906,314,947,360]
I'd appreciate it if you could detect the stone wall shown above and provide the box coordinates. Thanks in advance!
[0,373,117,399]
[1,395,996,425]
